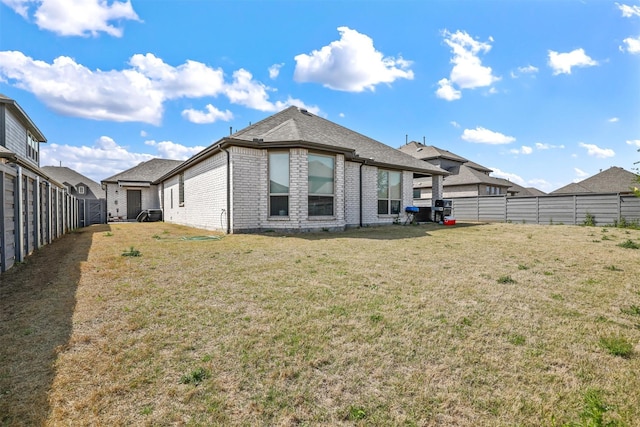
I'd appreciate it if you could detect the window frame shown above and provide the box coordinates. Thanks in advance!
[78,185,85,195]
[26,131,39,162]
[178,173,185,206]
[377,169,402,215]
[269,151,290,217]
[307,152,335,217]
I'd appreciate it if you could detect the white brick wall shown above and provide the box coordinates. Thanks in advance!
[162,151,228,231]
[159,144,423,232]
[105,183,159,220]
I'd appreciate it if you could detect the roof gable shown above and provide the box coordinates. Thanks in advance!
[103,158,183,183]
[552,167,638,194]
[41,166,104,197]
[229,107,447,176]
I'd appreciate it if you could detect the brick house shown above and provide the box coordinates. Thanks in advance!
[398,142,514,200]
[157,107,448,233]
[102,158,182,221]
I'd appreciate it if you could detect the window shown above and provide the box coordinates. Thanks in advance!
[308,153,334,216]
[269,152,289,216]
[78,185,85,195]
[27,131,39,162]
[378,170,402,215]
[179,173,185,206]
[413,188,421,199]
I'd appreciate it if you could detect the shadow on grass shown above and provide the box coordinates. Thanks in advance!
[262,221,486,241]
[0,223,110,425]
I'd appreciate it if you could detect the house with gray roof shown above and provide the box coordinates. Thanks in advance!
[1,94,47,172]
[551,166,638,195]
[42,166,107,225]
[399,141,514,200]
[102,158,182,221]
[157,106,449,233]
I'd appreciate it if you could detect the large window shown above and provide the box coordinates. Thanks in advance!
[179,173,185,206]
[269,152,289,216]
[378,170,402,215]
[308,153,334,216]
[27,131,38,162]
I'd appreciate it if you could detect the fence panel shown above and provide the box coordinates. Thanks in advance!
[449,193,640,226]
[1,163,81,273]
[451,197,479,221]
[478,197,506,222]
[2,170,17,271]
[575,194,619,226]
[621,196,640,223]
[506,197,538,223]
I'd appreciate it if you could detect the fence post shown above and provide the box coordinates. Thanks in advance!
[0,169,6,272]
[34,175,40,249]
[536,196,540,224]
[15,166,24,263]
[617,193,621,223]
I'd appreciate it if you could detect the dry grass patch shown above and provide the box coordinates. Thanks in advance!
[1,222,640,426]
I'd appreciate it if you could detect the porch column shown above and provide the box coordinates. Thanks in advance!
[431,174,444,221]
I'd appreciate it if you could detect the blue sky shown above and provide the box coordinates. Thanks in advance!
[1,0,638,191]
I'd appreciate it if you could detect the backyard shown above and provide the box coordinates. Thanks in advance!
[1,221,639,426]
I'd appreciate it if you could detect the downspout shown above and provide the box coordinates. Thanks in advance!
[359,161,365,227]
[220,146,231,234]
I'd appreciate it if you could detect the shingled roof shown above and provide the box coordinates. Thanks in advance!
[41,166,104,198]
[0,94,46,143]
[164,107,448,180]
[102,158,183,184]
[552,167,638,194]
[399,141,468,163]
[415,164,509,188]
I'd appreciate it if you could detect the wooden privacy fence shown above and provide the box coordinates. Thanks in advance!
[450,193,640,226]
[1,162,80,273]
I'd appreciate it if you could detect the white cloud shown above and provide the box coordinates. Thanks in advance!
[268,63,284,79]
[574,168,589,178]
[450,120,460,128]
[144,140,205,159]
[620,36,640,54]
[528,178,553,192]
[435,78,461,101]
[511,65,539,78]
[489,168,526,186]
[2,0,140,37]
[626,139,640,147]
[510,145,533,155]
[40,136,155,182]
[462,127,515,144]
[518,65,538,74]
[436,30,499,100]
[181,104,234,124]
[579,142,615,158]
[617,2,640,17]
[140,130,148,137]
[293,26,414,92]
[608,117,620,123]
[548,48,598,75]
[0,51,314,124]
[535,142,565,150]
[339,112,345,118]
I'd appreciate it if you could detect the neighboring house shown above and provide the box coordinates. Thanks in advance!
[102,158,182,221]
[1,95,79,271]
[41,166,104,200]
[551,167,639,195]
[1,94,46,169]
[157,107,449,233]
[41,166,107,225]
[399,141,513,200]
[500,180,547,197]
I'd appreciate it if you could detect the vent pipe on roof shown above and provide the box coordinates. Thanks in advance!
[406,134,408,145]
[229,126,232,136]
[423,136,426,144]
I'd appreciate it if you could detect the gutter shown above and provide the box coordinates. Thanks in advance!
[220,146,231,234]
